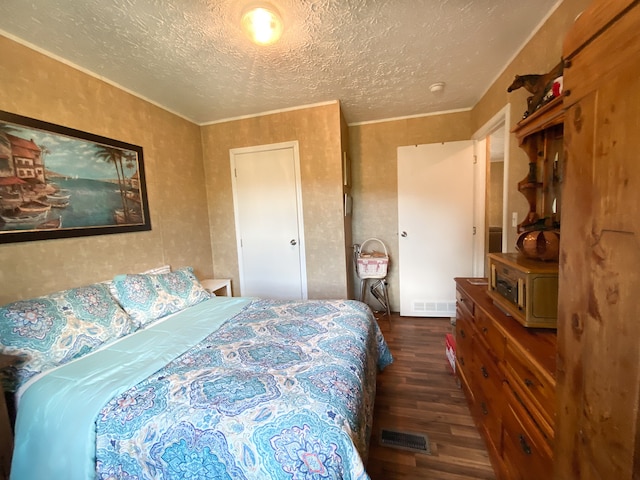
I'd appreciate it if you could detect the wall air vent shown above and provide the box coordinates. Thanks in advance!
[411,301,456,317]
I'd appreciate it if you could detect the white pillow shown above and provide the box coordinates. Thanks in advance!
[142,265,171,275]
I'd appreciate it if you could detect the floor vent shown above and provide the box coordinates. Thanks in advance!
[379,429,431,454]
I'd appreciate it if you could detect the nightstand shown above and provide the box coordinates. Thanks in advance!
[200,278,232,296]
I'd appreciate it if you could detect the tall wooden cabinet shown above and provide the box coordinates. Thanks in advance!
[556,0,640,478]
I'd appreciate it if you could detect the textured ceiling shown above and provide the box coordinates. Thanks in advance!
[0,0,561,125]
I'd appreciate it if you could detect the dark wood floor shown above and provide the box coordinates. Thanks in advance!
[366,313,496,480]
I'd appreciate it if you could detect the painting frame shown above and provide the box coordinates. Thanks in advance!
[0,110,151,244]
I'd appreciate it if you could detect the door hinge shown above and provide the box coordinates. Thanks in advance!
[473,226,477,235]
[473,155,478,164]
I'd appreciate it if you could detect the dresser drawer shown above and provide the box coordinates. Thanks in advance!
[502,386,553,480]
[472,345,504,452]
[474,307,506,362]
[456,315,474,357]
[456,287,474,318]
[456,356,475,407]
[455,312,473,369]
[473,340,504,392]
[504,340,555,436]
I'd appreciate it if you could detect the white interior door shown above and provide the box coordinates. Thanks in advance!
[398,141,474,316]
[230,141,307,299]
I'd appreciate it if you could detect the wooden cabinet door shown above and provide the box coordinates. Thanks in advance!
[557,4,640,477]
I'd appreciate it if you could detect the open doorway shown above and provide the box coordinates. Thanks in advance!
[471,105,510,277]
[487,126,505,254]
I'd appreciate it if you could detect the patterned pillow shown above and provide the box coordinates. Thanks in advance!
[110,267,211,327]
[0,283,135,392]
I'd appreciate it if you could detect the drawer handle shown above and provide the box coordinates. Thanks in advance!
[481,401,488,416]
[519,435,532,455]
[460,329,466,339]
[524,378,535,388]
[481,366,489,378]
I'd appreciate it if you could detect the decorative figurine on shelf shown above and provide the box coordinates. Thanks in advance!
[507,59,564,118]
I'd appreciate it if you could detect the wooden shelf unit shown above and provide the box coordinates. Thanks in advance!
[512,95,564,233]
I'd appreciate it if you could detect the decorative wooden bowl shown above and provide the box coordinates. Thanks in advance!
[516,229,560,262]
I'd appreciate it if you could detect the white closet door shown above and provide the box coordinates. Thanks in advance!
[397,141,474,316]
[230,142,307,299]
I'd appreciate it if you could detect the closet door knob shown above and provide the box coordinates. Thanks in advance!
[401,231,407,237]
[290,239,297,245]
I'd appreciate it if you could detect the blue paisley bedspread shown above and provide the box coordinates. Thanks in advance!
[13,297,393,480]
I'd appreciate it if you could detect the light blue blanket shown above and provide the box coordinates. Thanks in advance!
[11,296,252,480]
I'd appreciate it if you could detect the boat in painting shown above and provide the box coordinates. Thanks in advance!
[46,189,71,201]
[0,210,48,225]
[18,200,51,214]
[36,216,62,229]
[125,190,141,203]
[114,207,143,224]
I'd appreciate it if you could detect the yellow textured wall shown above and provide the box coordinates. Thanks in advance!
[349,112,473,310]
[0,0,593,308]
[200,102,348,299]
[489,161,505,227]
[0,36,213,304]
[347,0,591,313]
[471,0,593,251]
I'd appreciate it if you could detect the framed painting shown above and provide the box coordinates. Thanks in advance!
[0,110,151,243]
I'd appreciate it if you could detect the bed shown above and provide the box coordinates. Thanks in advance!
[0,267,392,480]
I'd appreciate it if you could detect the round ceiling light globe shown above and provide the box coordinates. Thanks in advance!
[241,3,283,45]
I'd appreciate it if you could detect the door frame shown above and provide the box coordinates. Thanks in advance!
[229,140,308,298]
[471,104,511,277]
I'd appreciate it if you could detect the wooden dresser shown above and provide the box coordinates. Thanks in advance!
[455,278,557,479]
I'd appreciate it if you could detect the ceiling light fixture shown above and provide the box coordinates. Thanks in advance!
[241,3,283,46]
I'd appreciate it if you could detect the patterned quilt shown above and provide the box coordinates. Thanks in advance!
[94,298,393,479]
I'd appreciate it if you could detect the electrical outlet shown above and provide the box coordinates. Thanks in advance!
[512,212,518,227]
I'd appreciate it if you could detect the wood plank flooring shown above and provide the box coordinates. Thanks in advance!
[366,313,496,480]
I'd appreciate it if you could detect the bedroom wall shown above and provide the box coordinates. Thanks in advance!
[0,0,592,308]
[348,112,473,311]
[349,0,591,312]
[0,35,213,304]
[200,102,349,299]
[471,0,592,251]
[489,161,505,227]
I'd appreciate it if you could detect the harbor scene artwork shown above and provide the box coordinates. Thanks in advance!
[0,111,150,243]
